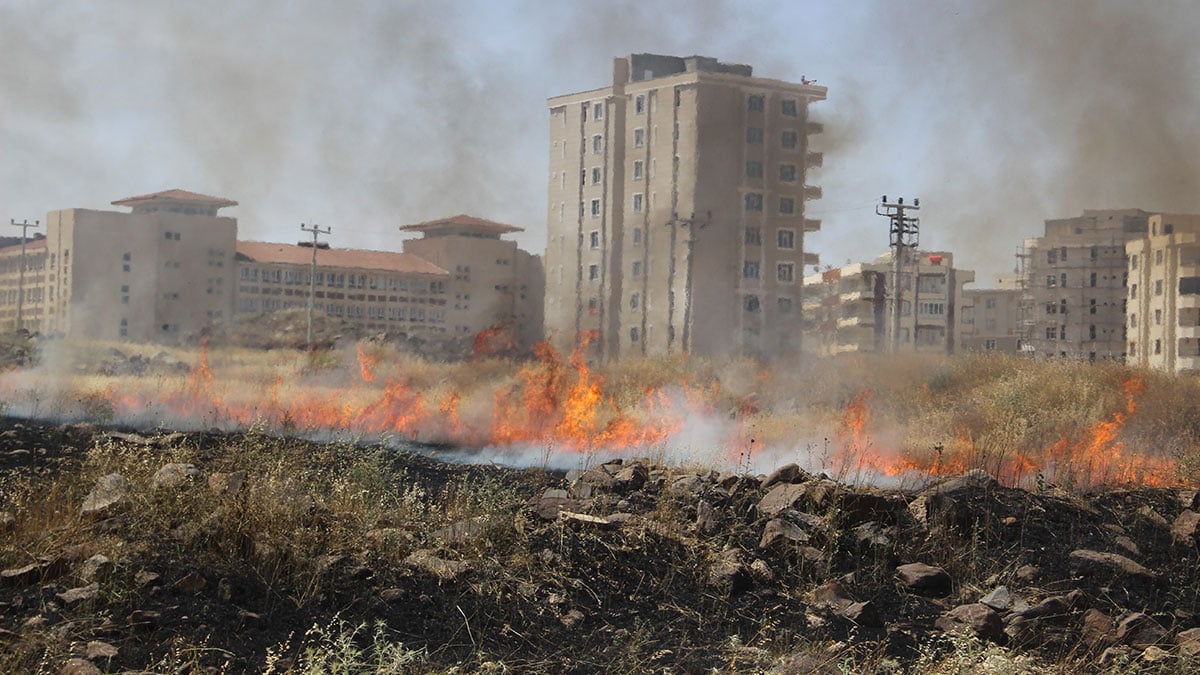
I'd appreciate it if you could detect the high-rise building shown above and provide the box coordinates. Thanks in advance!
[1017,209,1148,360]
[544,54,826,359]
[1126,213,1200,372]
[801,250,974,355]
[960,273,1023,354]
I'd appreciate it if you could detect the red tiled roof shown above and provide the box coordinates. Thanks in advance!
[0,238,47,256]
[236,241,448,276]
[112,189,238,208]
[399,214,522,234]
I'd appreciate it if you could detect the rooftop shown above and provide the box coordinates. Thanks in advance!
[112,189,238,208]
[400,214,522,237]
[236,242,448,276]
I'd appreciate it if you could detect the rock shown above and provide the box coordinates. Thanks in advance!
[560,511,616,530]
[1172,510,1200,546]
[55,583,99,605]
[812,579,853,608]
[152,463,202,490]
[437,516,488,543]
[405,549,472,581]
[895,562,952,597]
[532,488,573,521]
[772,652,841,675]
[710,548,752,597]
[979,586,1012,612]
[172,570,207,594]
[134,570,160,587]
[1015,564,1040,584]
[749,559,775,583]
[79,554,113,583]
[1,562,44,587]
[936,603,1005,644]
[695,501,720,536]
[81,474,129,518]
[921,469,999,496]
[759,483,807,517]
[1012,596,1068,622]
[1135,505,1171,530]
[1115,613,1167,650]
[379,588,406,603]
[851,521,894,552]
[85,640,118,660]
[761,463,806,489]
[60,659,102,675]
[612,463,648,493]
[760,518,810,549]
[1113,535,1140,557]
[208,471,247,495]
[128,610,161,631]
[1176,626,1200,657]
[560,608,586,628]
[838,492,906,525]
[1141,645,1170,663]
[218,577,233,602]
[1069,549,1157,580]
[842,601,883,628]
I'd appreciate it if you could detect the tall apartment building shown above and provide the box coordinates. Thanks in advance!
[544,54,826,359]
[1018,209,1148,360]
[235,242,451,339]
[0,190,240,342]
[1126,213,1200,372]
[960,273,1023,353]
[400,215,545,350]
[800,250,974,355]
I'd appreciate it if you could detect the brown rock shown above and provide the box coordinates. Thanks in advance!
[1069,549,1157,580]
[79,554,113,582]
[1116,613,1167,650]
[81,474,129,518]
[560,511,616,530]
[134,570,160,587]
[208,471,247,495]
[842,601,883,628]
[56,582,99,605]
[85,640,118,660]
[1015,564,1040,584]
[60,659,102,675]
[695,501,720,536]
[1176,626,1200,657]
[1,562,44,587]
[532,488,573,521]
[173,570,206,594]
[758,483,807,517]
[895,562,952,597]
[760,518,810,549]
[1172,510,1200,546]
[128,610,161,631]
[612,463,648,492]
[936,603,1005,644]
[749,559,775,583]
[710,548,752,597]
[761,463,806,489]
[979,586,1012,611]
[812,579,853,608]
[405,549,472,581]
[152,463,202,490]
[1135,505,1171,530]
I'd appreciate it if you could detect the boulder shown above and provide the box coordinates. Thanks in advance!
[759,483,807,517]
[85,640,118,660]
[1115,613,1167,650]
[842,601,883,628]
[1176,626,1200,657]
[760,518,810,549]
[60,659,102,675]
[208,471,247,495]
[695,501,720,536]
[895,562,952,597]
[152,463,202,490]
[1080,608,1115,648]
[405,550,472,581]
[979,586,1012,612]
[1171,510,1200,546]
[79,554,113,583]
[935,603,1005,644]
[81,474,129,518]
[1069,549,1157,581]
[761,463,806,490]
[710,548,752,597]
[55,583,99,605]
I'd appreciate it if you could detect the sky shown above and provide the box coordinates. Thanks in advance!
[3,0,1199,284]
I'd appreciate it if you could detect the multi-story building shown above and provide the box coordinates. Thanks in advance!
[1,190,240,342]
[235,241,451,339]
[801,250,974,355]
[1018,209,1148,360]
[544,53,826,359]
[400,215,544,350]
[1126,213,1200,372]
[960,273,1023,353]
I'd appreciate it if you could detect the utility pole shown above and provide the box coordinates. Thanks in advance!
[876,196,919,353]
[10,219,40,332]
[300,222,331,351]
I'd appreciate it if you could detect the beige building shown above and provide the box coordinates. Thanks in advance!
[235,242,451,340]
[1018,209,1147,360]
[1,190,240,342]
[400,215,544,350]
[960,273,1023,353]
[801,250,974,355]
[544,54,826,359]
[1126,213,1200,372]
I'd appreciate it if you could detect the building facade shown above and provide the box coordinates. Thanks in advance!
[801,250,974,355]
[1018,209,1148,360]
[544,54,826,359]
[960,273,1023,353]
[400,215,544,350]
[0,236,48,332]
[1126,213,1200,372]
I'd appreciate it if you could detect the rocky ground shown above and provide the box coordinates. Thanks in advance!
[2,417,1200,673]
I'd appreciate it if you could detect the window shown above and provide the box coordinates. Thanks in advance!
[744,295,760,312]
[630,293,639,310]
[632,128,646,149]
[633,227,642,246]
[633,160,644,180]
[592,167,602,185]
[985,298,997,309]
[747,94,765,112]
[781,131,798,149]
[591,199,601,217]
[593,102,603,120]
[1047,249,1057,264]
[581,102,588,121]
[779,197,795,214]
[744,227,762,245]
[1131,254,1139,269]
[777,229,795,249]
[630,327,640,342]
[1060,325,1067,340]
[632,261,642,278]
[985,339,997,350]
[588,264,599,281]
[746,127,764,144]
[777,262,795,283]
[1131,284,1138,298]
[1046,302,1057,315]
[744,193,763,211]
[1060,246,1067,261]
[1155,280,1163,296]
[746,161,763,178]
[781,99,797,116]
[1046,327,1057,340]
[635,95,645,114]
[589,231,600,249]
[1155,339,1162,355]
[1156,249,1164,264]
[1091,246,1098,260]
[779,164,797,182]
[1060,273,1067,288]
[1090,298,1097,314]
[592,135,603,153]
[1060,298,1067,315]
[743,261,761,279]
[1130,313,1138,327]
[1090,272,1097,287]
[1155,309,1162,325]
[777,297,793,314]
[1089,324,1097,340]
[632,193,644,212]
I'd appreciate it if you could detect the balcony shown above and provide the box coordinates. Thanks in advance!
[1179,325,1200,339]
[805,152,823,168]
[1177,355,1200,372]
[803,218,821,232]
[837,316,874,329]
[806,121,824,135]
[1178,295,1200,309]
[803,185,823,201]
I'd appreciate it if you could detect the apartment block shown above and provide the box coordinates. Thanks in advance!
[235,242,450,338]
[960,273,1023,353]
[400,215,544,350]
[544,53,826,359]
[801,250,974,355]
[0,236,48,332]
[1018,209,1147,360]
[1126,213,1200,372]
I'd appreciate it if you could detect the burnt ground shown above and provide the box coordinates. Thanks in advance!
[2,416,1200,673]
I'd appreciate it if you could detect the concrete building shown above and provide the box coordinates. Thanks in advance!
[1126,213,1200,372]
[544,54,826,359]
[0,190,240,343]
[235,241,451,339]
[960,273,1023,353]
[400,215,544,351]
[801,250,974,355]
[1018,209,1148,360]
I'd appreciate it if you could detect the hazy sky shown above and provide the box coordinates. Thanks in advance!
[3,0,1198,283]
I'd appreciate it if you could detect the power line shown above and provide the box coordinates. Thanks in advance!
[300,222,331,350]
[10,219,40,331]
